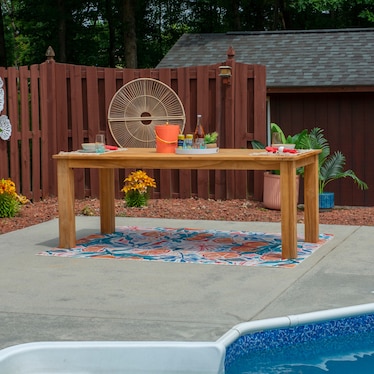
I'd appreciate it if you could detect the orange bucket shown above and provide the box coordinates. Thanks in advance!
[155,124,180,153]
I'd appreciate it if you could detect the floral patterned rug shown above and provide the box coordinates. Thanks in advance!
[39,226,333,268]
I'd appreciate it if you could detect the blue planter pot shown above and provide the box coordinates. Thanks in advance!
[319,192,334,209]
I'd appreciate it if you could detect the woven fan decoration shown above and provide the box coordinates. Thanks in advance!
[108,78,186,148]
[0,77,4,113]
[0,77,12,141]
[0,115,12,140]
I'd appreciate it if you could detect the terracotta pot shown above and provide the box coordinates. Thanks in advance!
[263,172,300,210]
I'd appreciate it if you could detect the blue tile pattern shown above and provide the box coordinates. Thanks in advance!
[225,314,374,372]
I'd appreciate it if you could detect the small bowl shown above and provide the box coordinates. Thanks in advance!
[81,143,96,152]
[272,143,296,149]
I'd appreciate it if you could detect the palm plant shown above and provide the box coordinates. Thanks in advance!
[302,128,368,193]
[251,122,309,150]
[251,122,310,175]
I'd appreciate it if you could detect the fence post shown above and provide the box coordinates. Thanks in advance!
[40,46,58,197]
[252,64,267,201]
[221,46,236,198]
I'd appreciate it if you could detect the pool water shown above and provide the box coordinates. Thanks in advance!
[225,314,374,373]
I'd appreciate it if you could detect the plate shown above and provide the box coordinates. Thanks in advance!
[77,149,109,153]
[175,148,219,155]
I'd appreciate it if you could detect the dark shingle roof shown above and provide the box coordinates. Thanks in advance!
[157,28,374,87]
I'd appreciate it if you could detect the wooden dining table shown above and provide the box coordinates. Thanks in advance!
[53,148,321,259]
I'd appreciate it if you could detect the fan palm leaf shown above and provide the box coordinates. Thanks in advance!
[302,127,330,167]
[320,151,368,193]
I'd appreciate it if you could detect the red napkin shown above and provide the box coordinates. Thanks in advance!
[105,145,118,150]
[265,146,297,154]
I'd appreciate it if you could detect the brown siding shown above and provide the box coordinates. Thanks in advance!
[270,92,374,206]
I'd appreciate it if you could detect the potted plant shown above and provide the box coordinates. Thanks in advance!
[301,127,368,209]
[253,125,368,210]
[204,131,219,148]
[251,123,309,209]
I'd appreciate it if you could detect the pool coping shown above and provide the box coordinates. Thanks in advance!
[217,302,374,347]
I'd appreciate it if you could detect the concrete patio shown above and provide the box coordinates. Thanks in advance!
[1,216,373,349]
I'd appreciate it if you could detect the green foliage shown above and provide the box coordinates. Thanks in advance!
[204,131,218,144]
[270,123,310,148]
[122,169,156,207]
[252,124,368,193]
[251,123,309,175]
[251,140,265,150]
[1,0,373,68]
[252,123,309,151]
[290,0,374,29]
[125,190,149,208]
[81,205,95,216]
[0,193,20,218]
[306,127,368,193]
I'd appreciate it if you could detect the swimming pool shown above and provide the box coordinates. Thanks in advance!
[219,303,374,373]
[0,303,373,373]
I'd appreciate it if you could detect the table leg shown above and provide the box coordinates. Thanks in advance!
[304,155,319,243]
[99,168,115,234]
[280,162,298,259]
[57,160,76,248]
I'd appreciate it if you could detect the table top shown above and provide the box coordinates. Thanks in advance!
[54,148,320,160]
[53,148,320,171]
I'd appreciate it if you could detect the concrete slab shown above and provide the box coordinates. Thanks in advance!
[0,217,373,349]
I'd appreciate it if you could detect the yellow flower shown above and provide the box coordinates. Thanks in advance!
[0,178,29,218]
[17,194,30,204]
[0,178,17,196]
[121,170,156,208]
[121,170,156,194]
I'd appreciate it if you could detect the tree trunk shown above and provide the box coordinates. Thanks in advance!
[228,0,241,30]
[0,5,7,66]
[106,0,116,67]
[57,0,67,62]
[123,0,137,68]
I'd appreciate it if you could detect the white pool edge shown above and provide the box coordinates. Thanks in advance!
[0,341,227,373]
[217,302,374,347]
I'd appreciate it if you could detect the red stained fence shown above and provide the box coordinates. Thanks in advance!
[0,57,267,201]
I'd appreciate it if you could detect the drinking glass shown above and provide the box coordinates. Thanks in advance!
[271,132,282,146]
[95,134,105,153]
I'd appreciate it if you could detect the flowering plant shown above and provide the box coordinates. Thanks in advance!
[0,178,29,218]
[121,170,156,207]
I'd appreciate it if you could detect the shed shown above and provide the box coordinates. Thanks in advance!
[158,28,374,206]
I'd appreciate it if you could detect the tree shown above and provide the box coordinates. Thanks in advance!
[104,0,117,67]
[289,0,374,29]
[57,0,67,62]
[122,0,137,68]
[0,0,373,68]
[0,4,7,66]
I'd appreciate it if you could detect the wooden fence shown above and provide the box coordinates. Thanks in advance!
[0,55,267,201]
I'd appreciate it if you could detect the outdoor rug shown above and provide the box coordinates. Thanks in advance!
[39,226,333,268]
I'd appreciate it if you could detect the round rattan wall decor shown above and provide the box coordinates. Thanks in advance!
[107,78,186,148]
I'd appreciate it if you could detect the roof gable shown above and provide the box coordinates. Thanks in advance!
[157,28,374,87]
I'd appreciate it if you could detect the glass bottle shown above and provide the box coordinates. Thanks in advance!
[177,134,185,149]
[194,114,205,148]
[184,134,193,149]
